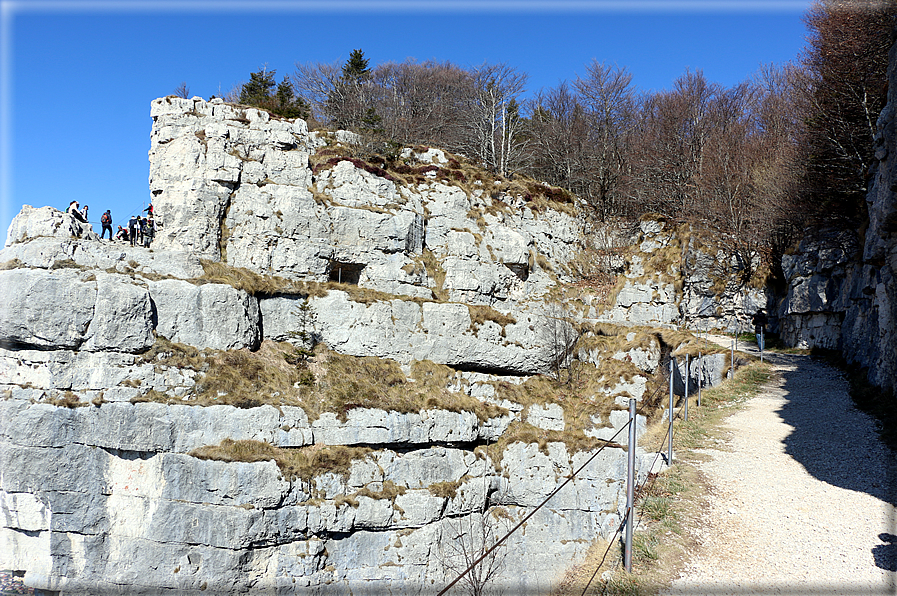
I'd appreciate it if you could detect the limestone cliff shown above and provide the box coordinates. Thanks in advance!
[777,36,897,400]
[0,99,730,595]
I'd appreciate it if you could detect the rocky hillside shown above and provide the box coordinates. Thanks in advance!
[774,35,897,401]
[0,98,732,595]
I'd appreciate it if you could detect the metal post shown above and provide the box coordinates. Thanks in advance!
[668,357,674,464]
[624,398,636,572]
[760,329,764,364]
[338,267,342,284]
[730,338,735,379]
[697,351,702,407]
[684,354,689,421]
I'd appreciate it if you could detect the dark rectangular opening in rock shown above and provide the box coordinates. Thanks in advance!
[328,261,365,285]
[504,263,529,282]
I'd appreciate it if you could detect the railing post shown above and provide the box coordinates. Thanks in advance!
[668,357,674,464]
[624,398,636,572]
[697,351,702,407]
[730,339,735,379]
[684,354,689,421]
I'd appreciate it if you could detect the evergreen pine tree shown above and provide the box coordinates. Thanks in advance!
[342,49,371,82]
[240,66,277,106]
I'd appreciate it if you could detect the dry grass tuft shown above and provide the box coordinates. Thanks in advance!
[49,259,84,271]
[136,339,506,422]
[467,305,517,334]
[0,259,24,271]
[47,391,87,409]
[418,249,448,301]
[197,260,327,297]
[310,350,506,422]
[189,438,372,482]
[427,480,463,500]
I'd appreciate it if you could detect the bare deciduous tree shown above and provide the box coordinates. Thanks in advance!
[542,301,580,384]
[574,60,637,220]
[438,511,510,596]
[173,82,190,99]
[459,63,529,177]
[528,82,592,199]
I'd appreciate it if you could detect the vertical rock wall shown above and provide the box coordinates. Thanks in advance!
[778,35,897,399]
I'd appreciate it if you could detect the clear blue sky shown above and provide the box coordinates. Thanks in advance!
[0,0,812,247]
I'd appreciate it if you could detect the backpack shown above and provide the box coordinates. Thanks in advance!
[101,213,110,225]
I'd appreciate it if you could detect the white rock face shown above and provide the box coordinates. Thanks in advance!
[149,279,260,350]
[4,205,98,247]
[0,235,204,279]
[0,269,154,352]
[0,397,642,596]
[262,291,556,375]
[147,97,582,306]
[0,96,742,596]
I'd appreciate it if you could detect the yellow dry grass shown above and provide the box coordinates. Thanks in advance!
[189,438,372,482]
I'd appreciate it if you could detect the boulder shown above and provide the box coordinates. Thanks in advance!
[0,268,96,349]
[4,205,98,247]
[148,279,260,350]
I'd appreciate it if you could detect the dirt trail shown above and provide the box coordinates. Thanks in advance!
[665,348,897,595]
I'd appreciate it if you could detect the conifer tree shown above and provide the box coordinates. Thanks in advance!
[342,49,371,82]
[238,66,308,120]
[240,66,277,106]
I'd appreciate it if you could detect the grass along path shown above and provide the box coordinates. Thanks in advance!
[663,351,896,595]
[554,361,775,595]
[555,349,896,595]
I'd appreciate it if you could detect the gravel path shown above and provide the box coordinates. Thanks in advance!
[665,350,897,595]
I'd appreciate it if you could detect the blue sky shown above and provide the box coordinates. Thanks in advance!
[0,0,812,247]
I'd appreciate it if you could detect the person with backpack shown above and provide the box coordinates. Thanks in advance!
[115,226,128,242]
[100,210,113,239]
[128,215,139,247]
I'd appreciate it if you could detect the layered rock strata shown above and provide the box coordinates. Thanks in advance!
[0,97,730,595]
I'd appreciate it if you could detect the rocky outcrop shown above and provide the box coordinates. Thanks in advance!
[776,37,897,399]
[262,292,554,375]
[4,205,99,246]
[147,97,579,307]
[0,98,731,596]
[0,386,654,595]
[595,219,768,331]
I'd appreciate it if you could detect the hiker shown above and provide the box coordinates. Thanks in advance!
[143,217,155,247]
[68,201,87,223]
[143,203,154,218]
[128,215,139,247]
[100,210,113,239]
[81,204,89,222]
[115,225,128,242]
[752,309,768,352]
[137,216,146,245]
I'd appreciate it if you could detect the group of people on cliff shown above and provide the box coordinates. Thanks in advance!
[67,201,158,248]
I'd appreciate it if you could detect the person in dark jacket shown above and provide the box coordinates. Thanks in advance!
[752,309,768,351]
[100,210,113,239]
[128,215,139,247]
[143,217,155,247]
[68,201,87,223]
